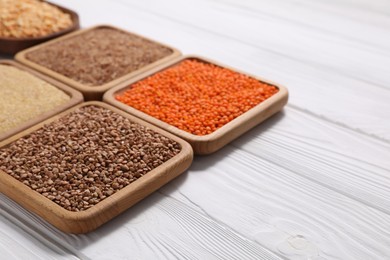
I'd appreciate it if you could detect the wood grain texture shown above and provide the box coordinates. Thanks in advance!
[1,0,389,259]
[1,199,85,260]
[160,108,390,259]
[63,0,390,141]
[0,193,283,260]
[2,106,389,258]
[15,25,182,101]
[104,55,288,154]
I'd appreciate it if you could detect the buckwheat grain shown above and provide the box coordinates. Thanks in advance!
[0,105,181,211]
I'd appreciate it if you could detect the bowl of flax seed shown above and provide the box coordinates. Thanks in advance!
[16,25,181,100]
[0,0,79,54]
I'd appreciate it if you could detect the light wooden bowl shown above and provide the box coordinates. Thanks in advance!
[104,56,289,155]
[15,25,182,101]
[0,101,193,234]
[0,60,83,142]
[0,1,79,55]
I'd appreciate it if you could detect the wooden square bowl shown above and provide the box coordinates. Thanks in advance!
[104,56,289,155]
[0,1,79,55]
[0,102,193,233]
[0,60,83,142]
[15,25,182,101]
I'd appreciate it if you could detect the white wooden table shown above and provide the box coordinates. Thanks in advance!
[1,0,390,259]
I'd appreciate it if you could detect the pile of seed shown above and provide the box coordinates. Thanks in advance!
[0,64,70,135]
[0,0,72,38]
[116,59,279,135]
[0,105,181,212]
[25,27,173,86]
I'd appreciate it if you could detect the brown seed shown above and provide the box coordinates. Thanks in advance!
[25,28,173,86]
[0,106,181,212]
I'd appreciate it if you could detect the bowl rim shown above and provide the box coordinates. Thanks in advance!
[0,101,193,233]
[15,24,182,100]
[0,1,79,42]
[104,55,289,154]
[0,59,84,142]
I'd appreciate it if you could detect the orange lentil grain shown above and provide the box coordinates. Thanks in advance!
[116,59,279,136]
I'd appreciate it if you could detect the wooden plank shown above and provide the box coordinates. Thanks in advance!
[295,0,390,18]
[214,0,390,50]
[1,0,389,259]
[2,107,388,259]
[232,107,390,211]
[48,0,390,142]
[159,108,390,258]
[111,0,390,90]
[163,149,390,259]
[0,195,82,260]
[0,193,283,260]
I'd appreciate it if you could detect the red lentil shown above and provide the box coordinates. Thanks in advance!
[116,59,279,136]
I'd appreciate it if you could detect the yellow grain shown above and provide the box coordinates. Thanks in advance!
[0,64,70,134]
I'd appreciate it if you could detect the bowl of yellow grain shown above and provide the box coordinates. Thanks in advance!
[0,60,83,141]
[0,0,79,55]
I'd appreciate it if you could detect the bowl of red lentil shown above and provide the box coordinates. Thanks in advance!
[104,56,289,154]
[0,59,83,142]
[0,0,79,55]
[15,25,181,100]
[0,101,193,233]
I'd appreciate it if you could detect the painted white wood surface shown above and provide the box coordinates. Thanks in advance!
[1,0,390,259]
